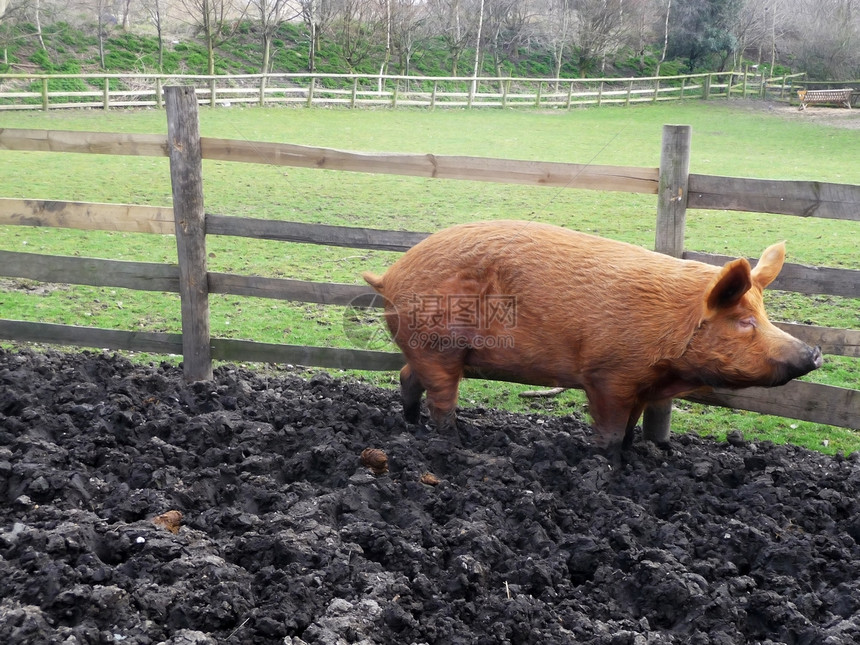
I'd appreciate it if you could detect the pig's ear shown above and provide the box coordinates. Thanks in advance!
[705,258,752,314]
[750,241,786,289]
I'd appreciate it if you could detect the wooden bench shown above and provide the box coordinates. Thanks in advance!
[797,88,853,110]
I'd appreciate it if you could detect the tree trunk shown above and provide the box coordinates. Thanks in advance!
[656,0,671,77]
[35,0,46,51]
[471,0,485,96]
[98,9,106,69]
[308,0,317,73]
[378,0,391,91]
[262,33,271,74]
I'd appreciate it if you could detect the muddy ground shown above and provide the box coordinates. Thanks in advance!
[1,347,859,644]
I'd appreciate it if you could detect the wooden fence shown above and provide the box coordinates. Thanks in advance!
[0,70,806,111]
[0,86,858,436]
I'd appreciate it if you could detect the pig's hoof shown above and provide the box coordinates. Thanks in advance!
[598,445,625,471]
[456,418,482,442]
[654,441,674,456]
[402,404,422,425]
[432,419,463,446]
[437,425,463,446]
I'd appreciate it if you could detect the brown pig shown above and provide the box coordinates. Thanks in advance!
[363,220,822,449]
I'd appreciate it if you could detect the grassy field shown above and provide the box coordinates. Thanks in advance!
[1,101,858,453]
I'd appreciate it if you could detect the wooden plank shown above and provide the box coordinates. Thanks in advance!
[208,273,373,305]
[200,138,660,194]
[205,215,428,251]
[0,250,180,292]
[685,380,860,430]
[683,251,860,298]
[0,319,183,354]
[687,174,860,221]
[210,338,404,371]
[0,198,175,234]
[165,85,212,381]
[0,128,168,157]
[775,323,860,358]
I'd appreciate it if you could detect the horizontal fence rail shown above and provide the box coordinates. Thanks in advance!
[0,93,858,434]
[2,199,859,303]
[0,71,807,112]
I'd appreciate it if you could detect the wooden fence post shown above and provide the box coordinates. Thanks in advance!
[156,78,163,109]
[164,85,213,382]
[644,124,692,444]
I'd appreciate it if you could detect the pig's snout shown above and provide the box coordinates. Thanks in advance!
[811,345,824,369]
[774,344,822,386]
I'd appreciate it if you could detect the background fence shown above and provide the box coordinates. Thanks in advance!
[0,70,814,111]
[0,86,858,436]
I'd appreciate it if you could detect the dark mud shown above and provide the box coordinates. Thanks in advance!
[1,347,859,644]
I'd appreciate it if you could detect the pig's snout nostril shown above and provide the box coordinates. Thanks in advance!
[811,345,823,369]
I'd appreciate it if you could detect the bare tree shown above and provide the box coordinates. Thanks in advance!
[570,0,632,75]
[143,0,165,70]
[656,0,671,76]
[118,0,131,29]
[779,0,859,78]
[34,0,46,49]
[298,0,336,71]
[471,0,483,81]
[178,0,251,74]
[94,0,110,68]
[0,0,27,64]
[378,0,390,77]
[326,0,385,72]
[543,0,572,79]
[251,0,298,73]
[390,0,429,75]
[427,0,482,75]
[482,0,536,77]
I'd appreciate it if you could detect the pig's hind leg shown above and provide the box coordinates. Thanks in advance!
[406,356,464,439]
[399,359,464,440]
[399,364,425,424]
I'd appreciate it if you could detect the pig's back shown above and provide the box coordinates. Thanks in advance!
[387,219,708,297]
[381,220,715,372]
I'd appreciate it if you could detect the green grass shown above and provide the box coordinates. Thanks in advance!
[0,102,858,454]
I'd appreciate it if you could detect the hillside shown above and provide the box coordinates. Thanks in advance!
[0,19,680,80]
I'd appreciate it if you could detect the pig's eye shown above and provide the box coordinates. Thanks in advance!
[738,316,758,331]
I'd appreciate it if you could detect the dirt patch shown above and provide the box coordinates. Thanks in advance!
[729,98,860,129]
[1,347,860,644]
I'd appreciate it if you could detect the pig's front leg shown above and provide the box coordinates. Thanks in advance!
[586,390,641,450]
